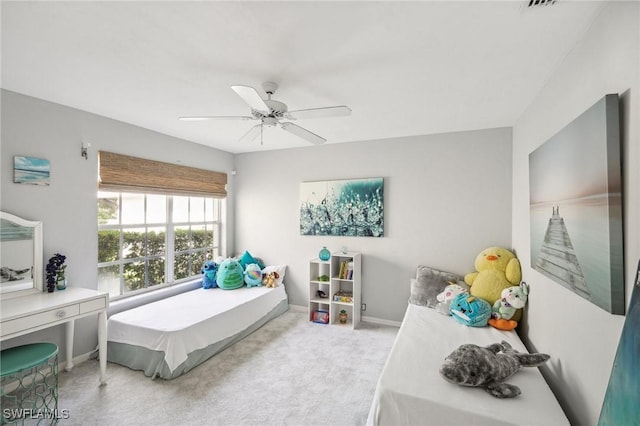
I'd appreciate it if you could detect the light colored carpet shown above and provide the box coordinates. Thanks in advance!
[58,310,399,426]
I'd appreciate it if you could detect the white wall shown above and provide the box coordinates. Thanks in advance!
[234,128,513,323]
[512,2,639,425]
[0,89,236,360]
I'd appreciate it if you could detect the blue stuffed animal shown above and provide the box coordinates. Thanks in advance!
[449,293,492,327]
[244,263,263,287]
[217,258,244,290]
[201,260,218,289]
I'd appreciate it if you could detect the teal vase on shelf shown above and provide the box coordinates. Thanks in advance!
[319,247,331,261]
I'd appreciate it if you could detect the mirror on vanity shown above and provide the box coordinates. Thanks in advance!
[0,211,43,299]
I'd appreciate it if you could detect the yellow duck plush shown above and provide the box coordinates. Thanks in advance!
[464,247,522,320]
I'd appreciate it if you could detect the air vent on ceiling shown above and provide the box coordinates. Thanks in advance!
[528,0,556,7]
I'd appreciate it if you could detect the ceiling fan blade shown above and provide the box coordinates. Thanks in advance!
[286,105,351,120]
[231,85,270,114]
[239,124,263,143]
[280,122,326,145]
[179,115,253,121]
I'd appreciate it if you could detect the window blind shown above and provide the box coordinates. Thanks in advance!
[98,151,227,198]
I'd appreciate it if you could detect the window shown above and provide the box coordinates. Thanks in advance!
[97,192,222,299]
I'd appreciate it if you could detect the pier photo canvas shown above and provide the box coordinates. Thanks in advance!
[529,94,624,314]
[300,177,384,237]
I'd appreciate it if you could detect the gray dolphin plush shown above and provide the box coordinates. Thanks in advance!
[439,341,550,398]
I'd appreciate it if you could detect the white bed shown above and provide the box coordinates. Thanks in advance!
[367,303,569,426]
[107,285,288,379]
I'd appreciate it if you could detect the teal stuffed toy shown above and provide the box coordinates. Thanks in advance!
[450,294,492,327]
[244,263,263,287]
[216,258,244,290]
[201,260,218,289]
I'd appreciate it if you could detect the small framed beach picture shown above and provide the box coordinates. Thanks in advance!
[14,156,50,186]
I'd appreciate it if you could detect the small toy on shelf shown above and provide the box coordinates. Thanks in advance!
[333,291,353,303]
[316,290,327,298]
[339,310,348,324]
[312,310,329,324]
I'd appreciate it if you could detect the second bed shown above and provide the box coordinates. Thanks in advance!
[107,285,288,379]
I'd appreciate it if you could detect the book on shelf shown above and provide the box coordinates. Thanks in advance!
[346,261,353,280]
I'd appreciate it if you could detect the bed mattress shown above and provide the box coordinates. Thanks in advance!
[107,285,288,379]
[367,303,569,426]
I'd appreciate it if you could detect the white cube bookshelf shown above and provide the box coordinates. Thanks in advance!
[308,252,361,329]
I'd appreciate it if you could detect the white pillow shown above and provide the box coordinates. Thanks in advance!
[261,265,287,286]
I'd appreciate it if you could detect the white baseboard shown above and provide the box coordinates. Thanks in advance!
[59,351,94,372]
[289,304,401,327]
[288,304,307,312]
[362,315,401,327]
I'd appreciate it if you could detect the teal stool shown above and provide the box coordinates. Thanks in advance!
[1,343,59,425]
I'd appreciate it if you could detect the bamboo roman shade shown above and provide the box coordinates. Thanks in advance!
[98,151,227,198]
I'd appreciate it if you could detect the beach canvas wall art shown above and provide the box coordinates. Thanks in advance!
[529,94,624,314]
[300,177,383,237]
[14,156,50,186]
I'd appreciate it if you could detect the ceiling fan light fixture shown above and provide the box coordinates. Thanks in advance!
[181,82,350,146]
[263,117,278,127]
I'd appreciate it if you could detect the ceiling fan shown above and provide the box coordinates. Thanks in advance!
[179,82,351,145]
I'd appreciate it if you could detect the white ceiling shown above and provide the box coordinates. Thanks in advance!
[1,1,606,154]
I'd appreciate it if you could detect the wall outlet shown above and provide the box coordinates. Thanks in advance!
[361,303,366,311]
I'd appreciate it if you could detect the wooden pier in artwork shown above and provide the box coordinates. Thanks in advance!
[534,206,591,298]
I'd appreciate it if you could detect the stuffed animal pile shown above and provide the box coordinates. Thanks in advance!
[456,246,527,328]
[200,252,282,291]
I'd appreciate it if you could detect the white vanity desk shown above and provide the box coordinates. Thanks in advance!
[0,287,109,384]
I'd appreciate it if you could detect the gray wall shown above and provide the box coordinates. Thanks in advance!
[0,90,236,361]
[512,2,639,425]
[234,128,513,323]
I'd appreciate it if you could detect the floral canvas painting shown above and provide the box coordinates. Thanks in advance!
[14,156,50,186]
[300,178,383,237]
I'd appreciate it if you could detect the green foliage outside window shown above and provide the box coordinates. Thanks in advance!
[98,228,212,291]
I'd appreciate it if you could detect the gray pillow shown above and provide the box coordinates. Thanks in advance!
[409,265,462,308]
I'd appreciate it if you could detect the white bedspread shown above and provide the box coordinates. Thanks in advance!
[107,285,287,372]
[367,303,569,426]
